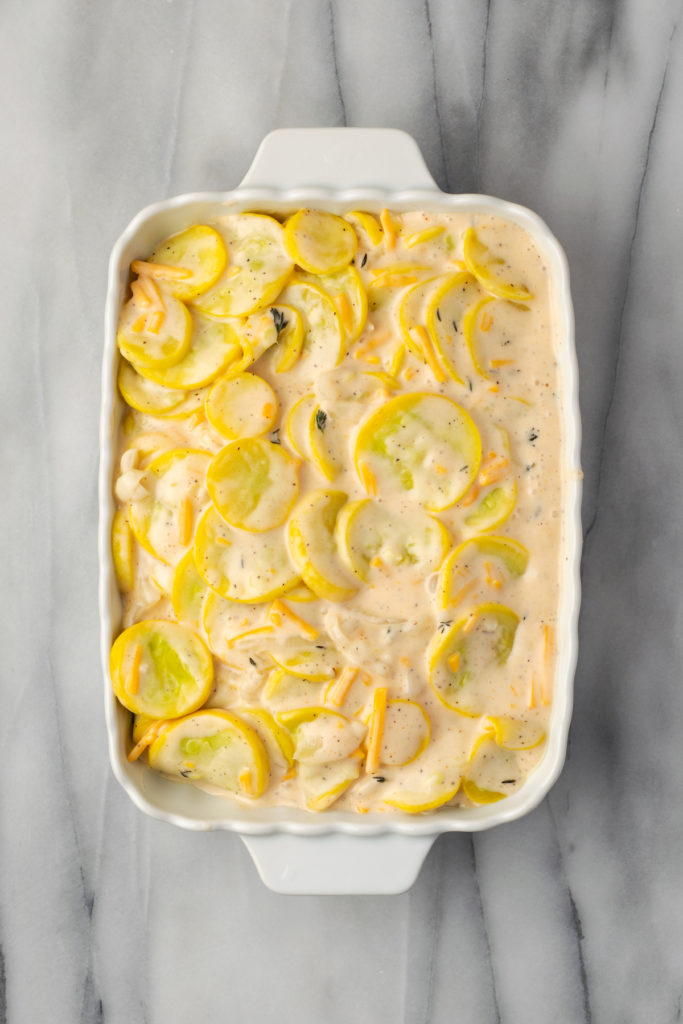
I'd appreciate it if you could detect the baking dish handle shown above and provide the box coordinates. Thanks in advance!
[239,128,438,192]
[241,832,436,895]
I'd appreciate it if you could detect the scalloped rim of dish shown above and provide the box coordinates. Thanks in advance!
[100,168,580,840]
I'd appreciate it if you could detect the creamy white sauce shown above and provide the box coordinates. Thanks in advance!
[113,209,564,814]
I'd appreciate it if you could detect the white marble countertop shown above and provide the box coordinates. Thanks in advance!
[2,0,683,1020]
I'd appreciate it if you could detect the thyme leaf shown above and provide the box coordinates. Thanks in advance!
[270,307,288,335]
[315,408,327,431]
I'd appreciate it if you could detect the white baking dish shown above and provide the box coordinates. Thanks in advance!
[100,128,581,894]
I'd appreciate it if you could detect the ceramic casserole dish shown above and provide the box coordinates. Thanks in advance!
[100,128,581,894]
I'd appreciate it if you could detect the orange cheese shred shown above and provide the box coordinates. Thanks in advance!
[239,768,255,796]
[449,577,479,609]
[145,310,166,334]
[131,260,192,280]
[358,461,377,496]
[131,280,152,308]
[268,599,318,640]
[410,325,447,384]
[127,719,165,763]
[333,292,353,334]
[365,686,387,774]
[328,665,359,707]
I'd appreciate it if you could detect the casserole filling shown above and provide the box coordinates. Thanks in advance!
[111,210,562,813]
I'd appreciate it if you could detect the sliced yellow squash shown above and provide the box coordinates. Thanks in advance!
[335,498,450,582]
[284,209,357,274]
[128,448,210,567]
[130,311,242,390]
[268,641,339,682]
[284,394,317,460]
[463,227,533,302]
[148,225,227,301]
[171,549,211,631]
[308,404,339,481]
[206,438,299,532]
[118,360,188,415]
[437,535,529,609]
[111,508,135,593]
[269,304,304,372]
[193,214,293,316]
[148,709,269,796]
[110,619,213,718]
[425,271,480,382]
[298,757,362,811]
[428,603,519,715]
[276,278,345,370]
[286,490,357,602]
[277,706,362,763]
[117,290,192,370]
[194,506,299,603]
[384,772,461,813]
[379,700,431,766]
[299,265,367,343]
[206,372,278,440]
[464,481,517,533]
[354,392,481,511]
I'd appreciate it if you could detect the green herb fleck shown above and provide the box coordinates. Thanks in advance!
[270,307,288,335]
[315,409,327,431]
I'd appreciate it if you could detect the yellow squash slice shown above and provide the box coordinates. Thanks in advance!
[148,709,269,796]
[171,549,211,631]
[463,227,533,302]
[130,311,242,390]
[111,508,135,593]
[429,603,519,715]
[148,225,227,301]
[425,271,480,382]
[284,209,357,274]
[335,498,450,582]
[437,535,529,610]
[384,772,461,814]
[206,372,278,440]
[269,304,304,372]
[239,708,296,770]
[268,641,339,682]
[285,394,317,460]
[354,392,481,511]
[307,404,339,481]
[194,506,300,603]
[397,275,447,356]
[118,360,189,416]
[298,758,362,811]
[464,481,518,533]
[379,700,431,766]
[276,278,345,370]
[110,619,213,718]
[299,265,367,343]
[128,448,211,567]
[286,490,357,602]
[193,214,293,317]
[206,437,299,532]
[117,290,192,370]
[277,707,363,764]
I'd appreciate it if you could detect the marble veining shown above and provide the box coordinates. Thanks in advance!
[1,0,682,1021]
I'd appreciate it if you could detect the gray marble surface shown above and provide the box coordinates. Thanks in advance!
[2,0,682,1021]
